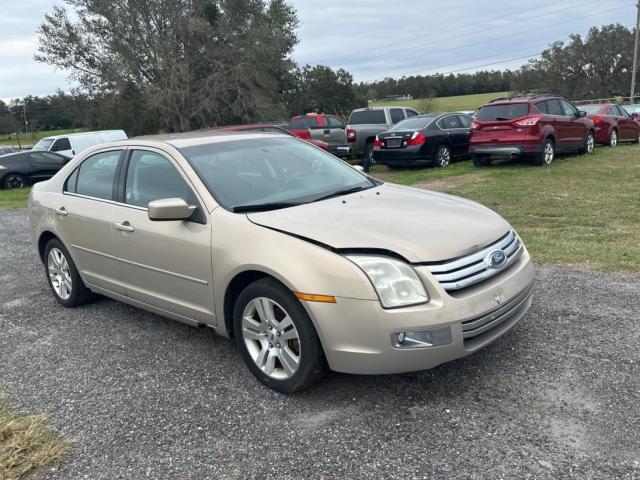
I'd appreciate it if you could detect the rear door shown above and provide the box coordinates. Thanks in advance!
[439,114,467,156]
[545,100,570,148]
[613,105,635,140]
[559,100,585,145]
[28,152,67,181]
[111,148,214,323]
[56,149,124,294]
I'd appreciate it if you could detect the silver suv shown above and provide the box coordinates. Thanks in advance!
[29,131,535,393]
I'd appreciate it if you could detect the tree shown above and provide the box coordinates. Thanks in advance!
[285,65,365,118]
[513,24,635,99]
[36,0,298,134]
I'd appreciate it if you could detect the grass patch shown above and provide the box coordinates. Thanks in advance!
[0,128,86,148]
[0,394,71,479]
[372,144,640,273]
[370,91,509,113]
[0,188,30,209]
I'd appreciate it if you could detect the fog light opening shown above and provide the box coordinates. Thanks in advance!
[391,326,452,349]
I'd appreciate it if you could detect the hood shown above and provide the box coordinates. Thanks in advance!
[247,183,511,263]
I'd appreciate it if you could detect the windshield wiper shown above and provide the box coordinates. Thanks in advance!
[232,202,301,213]
[313,185,371,202]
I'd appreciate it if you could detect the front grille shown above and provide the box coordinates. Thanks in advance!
[461,281,534,342]
[423,230,523,291]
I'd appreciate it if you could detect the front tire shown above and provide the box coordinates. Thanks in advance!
[233,278,327,393]
[534,139,554,166]
[3,173,26,189]
[435,145,451,167]
[44,238,95,307]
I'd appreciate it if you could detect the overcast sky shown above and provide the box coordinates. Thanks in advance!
[0,0,636,100]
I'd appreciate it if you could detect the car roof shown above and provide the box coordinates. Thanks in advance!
[351,106,413,113]
[486,94,565,106]
[130,129,287,148]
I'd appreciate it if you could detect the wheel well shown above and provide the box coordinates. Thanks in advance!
[545,134,555,145]
[223,270,271,338]
[38,231,58,262]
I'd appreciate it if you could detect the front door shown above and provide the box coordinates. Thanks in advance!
[111,148,214,324]
[55,149,124,294]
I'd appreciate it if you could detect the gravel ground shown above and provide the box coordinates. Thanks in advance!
[1,208,639,479]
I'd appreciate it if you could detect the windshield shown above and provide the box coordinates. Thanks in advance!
[389,116,435,131]
[32,138,54,151]
[348,110,387,125]
[624,105,640,114]
[579,106,604,114]
[476,104,529,121]
[180,137,376,211]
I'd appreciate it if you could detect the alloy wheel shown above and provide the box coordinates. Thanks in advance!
[437,146,451,167]
[48,247,72,300]
[544,141,554,164]
[586,133,595,153]
[6,174,25,189]
[610,130,618,148]
[241,297,301,380]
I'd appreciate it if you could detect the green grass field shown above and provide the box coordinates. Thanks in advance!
[0,128,85,148]
[1,143,638,273]
[370,91,510,113]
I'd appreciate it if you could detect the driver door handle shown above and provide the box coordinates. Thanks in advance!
[54,207,68,216]
[114,221,135,233]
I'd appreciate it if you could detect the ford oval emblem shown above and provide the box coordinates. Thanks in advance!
[486,250,507,269]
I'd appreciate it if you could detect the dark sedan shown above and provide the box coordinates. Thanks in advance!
[372,112,472,168]
[0,150,70,189]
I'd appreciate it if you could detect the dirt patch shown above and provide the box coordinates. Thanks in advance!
[413,173,482,192]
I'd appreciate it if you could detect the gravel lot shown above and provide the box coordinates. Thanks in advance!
[1,208,639,479]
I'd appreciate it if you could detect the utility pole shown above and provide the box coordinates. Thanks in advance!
[631,0,640,103]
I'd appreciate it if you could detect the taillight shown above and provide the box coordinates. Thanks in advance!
[373,135,383,148]
[346,128,356,143]
[514,116,541,127]
[297,130,310,139]
[593,115,603,126]
[471,120,481,129]
[407,132,426,146]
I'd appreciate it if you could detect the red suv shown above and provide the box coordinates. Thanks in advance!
[469,95,595,166]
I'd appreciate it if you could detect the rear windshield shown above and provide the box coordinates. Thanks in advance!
[348,110,387,125]
[579,106,604,114]
[289,116,318,129]
[476,104,529,121]
[389,117,434,131]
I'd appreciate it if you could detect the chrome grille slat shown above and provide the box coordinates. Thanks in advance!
[422,230,523,292]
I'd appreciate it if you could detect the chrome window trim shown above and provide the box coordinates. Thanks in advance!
[63,191,148,211]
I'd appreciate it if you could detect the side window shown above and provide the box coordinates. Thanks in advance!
[50,138,71,152]
[442,115,463,129]
[546,100,563,116]
[390,108,405,124]
[289,117,308,129]
[64,168,79,193]
[75,150,121,200]
[612,105,627,117]
[325,116,344,128]
[457,115,472,128]
[560,100,578,117]
[536,101,548,114]
[307,116,319,127]
[125,150,191,208]
[406,109,419,118]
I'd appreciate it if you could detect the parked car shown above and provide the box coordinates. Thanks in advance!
[287,113,351,157]
[32,130,128,158]
[214,124,331,152]
[1,150,69,189]
[469,95,595,166]
[28,131,535,393]
[0,147,16,156]
[346,106,420,159]
[373,112,472,168]
[579,104,640,146]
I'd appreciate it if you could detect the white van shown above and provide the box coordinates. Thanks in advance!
[32,130,127,158]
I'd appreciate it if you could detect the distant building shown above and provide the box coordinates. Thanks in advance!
[380,94,414,102]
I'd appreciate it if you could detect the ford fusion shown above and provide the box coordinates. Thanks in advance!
[28,132,535,392]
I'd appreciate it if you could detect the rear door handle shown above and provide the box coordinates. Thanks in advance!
[114,221,135,233]
[54,207,68,216]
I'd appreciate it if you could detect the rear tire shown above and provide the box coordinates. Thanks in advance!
[44,238,95,307]
[233,278,327,393]
[435,145,451,167]
[472,155,491,167]
[3,173,26,189]
[534,139,554,166]
[608,129,618,148]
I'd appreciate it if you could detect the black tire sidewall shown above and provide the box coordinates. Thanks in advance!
[44,238,89,307]
[233,278,326,393]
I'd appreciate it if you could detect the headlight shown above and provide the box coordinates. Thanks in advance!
[0,165,6,170]
[346,255,429,308]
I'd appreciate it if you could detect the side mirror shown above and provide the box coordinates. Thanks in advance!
[578,110,587,117]
[352,164,364,172]
[631,113,638,119]
[148,198,196,221]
